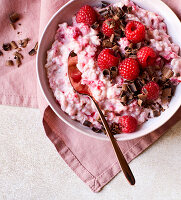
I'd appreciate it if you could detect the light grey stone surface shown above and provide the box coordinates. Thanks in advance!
[0,105,181,200]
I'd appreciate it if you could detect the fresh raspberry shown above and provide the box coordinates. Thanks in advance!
[102,19,117,37]
[76,5,97,26]
[119,115,137,133]
[119,58,140,80]
[97,49,119,70]
[125,21,145,43]
[137,46,157,68]
[142,81,160,100]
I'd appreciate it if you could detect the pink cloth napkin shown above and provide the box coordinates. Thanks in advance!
[1,0,181,192]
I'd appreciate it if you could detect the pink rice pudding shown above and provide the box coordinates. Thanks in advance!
[45,0,181,133]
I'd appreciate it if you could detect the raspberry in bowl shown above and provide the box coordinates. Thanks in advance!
[37,0,181,141]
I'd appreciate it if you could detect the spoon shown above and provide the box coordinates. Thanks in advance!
[68,52,135,185]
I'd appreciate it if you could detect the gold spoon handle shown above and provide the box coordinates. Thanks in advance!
[91,98,135,185]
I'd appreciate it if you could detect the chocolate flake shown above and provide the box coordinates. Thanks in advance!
[0,50,3,56]
[69,51,77,57]
[162,88,172,98]
[138,94,147,101]
[110,66,118,79]
[110,34,114,43]
[10,41,18,49]
[137,99,143,106]
[128,83,137,93]
[162,67,174,80]
[9,13,20,23]
[152,109,161,117]
[122,83,127,91]
[14,51,23,59]
[112,45,119,52]
[120,95,127,104]
[28,49,36,56]
[110,122,120,134]
[176,72,180,77]
[103,69,110,78]
[5,60,14,66]
[91,22,99,30]
[83,120,92,127]
[92,127,102,133]
[101,1,110,8]
[3,43,11,51]
[28,42,38,56]
[19,38,30,48]
[102,39,113,48]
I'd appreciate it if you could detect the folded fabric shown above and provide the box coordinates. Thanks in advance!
[0,0,181,192]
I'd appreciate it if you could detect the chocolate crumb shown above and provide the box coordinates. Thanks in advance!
[0,50,3,56]
[83,120,92,127]
[9,13,20,23]
[5,60,14,66]
[3,43,12,51]
[10,41,18,49]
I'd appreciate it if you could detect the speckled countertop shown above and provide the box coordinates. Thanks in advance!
[0,105,181,200]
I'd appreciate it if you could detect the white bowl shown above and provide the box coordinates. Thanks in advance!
[37,0,181,141]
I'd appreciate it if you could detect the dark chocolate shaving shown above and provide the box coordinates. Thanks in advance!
[103,69,110,78]
[28,42,38,56]
[5,60,14,66]
[28,49,36,56]
[102,39,113,48]
[83,120,92,127]
[110,122,121,134]
[176,73,180,77]
[101,1,110,8]
[19,38,29,48]
[69,51,77,57]
[9,13,20,23]
[162,67,174,80]
[91,22,99,30]
[110,66,118,79]
[92,127,102,133]
[3,43,11,51]
[11,41,18,49]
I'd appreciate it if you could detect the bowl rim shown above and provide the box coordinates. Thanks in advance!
[37,0,181,141]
